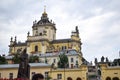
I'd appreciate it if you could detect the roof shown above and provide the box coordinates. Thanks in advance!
[32,11,56,30]
[9,42,27,47]
[32,49,80,58]
[0,63,50,69]
[4,55,13,59]
[51,38,81,44]
[15,42,27,47]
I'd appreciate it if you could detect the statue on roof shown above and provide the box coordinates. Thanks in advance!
[101,56,105,62]
[75,26,79,37]
[17,49,30,79]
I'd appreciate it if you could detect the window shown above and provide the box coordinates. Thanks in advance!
[76,60,78,68]
[45,72,49,79]
[9,73,13,79]
[35,45,38,52]
[39,33,42,36]
[57,74,62,79]
[53,59,56,63]
[62,46,67,50]
[71,58,74,62]
[36,31,38,34]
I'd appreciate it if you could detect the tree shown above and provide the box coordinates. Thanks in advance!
[29,56,39,63]
[0,55,7,64]
[58,53,68,68]
[12,53,20,64]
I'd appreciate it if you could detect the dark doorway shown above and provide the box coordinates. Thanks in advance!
[67,77,72,80]
[106,77,111,80]
[77,77,82,80]
[113,77,119,80]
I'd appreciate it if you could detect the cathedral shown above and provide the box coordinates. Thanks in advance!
[9,9,82,56]
[0,7,120,80]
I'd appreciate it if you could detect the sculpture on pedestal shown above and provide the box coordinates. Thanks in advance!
[17,49,30,79]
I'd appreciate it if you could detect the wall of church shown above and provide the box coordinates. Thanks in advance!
[32,25,56,41]
[44,26,56,41]
[0,68,18,79]
[39,54,82,68]
[53,43,71,51]
[10,46,26,54]
[27,41,49,54]
[68,55,82,68]
[53,42,81,52]
[0,66,50,79]
[71,35,80,41]
[100,64,120,80]
[0,64,87,80]
[30,67,50,79]
[51,65,87,80]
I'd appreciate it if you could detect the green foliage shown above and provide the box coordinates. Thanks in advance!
[0,55,7,64]
[12,53,20,64]
[45,76,52,80]
[58,53,68,68]
[29,56,39,63]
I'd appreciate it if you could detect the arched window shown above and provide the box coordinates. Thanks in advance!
[67,77,72,80]
[113,77,119,80]
[35,46,38,52]
[76,77,82,80]
[39,33,42,36]
[106,77,111,80]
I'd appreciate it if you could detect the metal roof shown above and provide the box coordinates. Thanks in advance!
[0,63,50,69]
[33,49,80,58]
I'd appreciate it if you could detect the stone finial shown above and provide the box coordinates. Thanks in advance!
[11,37,13,42]
[15,36,17,42]
[27,31,30,36]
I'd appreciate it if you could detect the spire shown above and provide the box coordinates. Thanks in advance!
[35,6,56,26]
[42,5,47,16]
[44,5,46,13]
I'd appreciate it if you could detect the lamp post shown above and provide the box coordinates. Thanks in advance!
[64,63,67,80]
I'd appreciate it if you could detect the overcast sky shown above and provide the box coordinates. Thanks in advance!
[0,0,120,62]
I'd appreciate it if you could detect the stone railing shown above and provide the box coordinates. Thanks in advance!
[27,36,47,41]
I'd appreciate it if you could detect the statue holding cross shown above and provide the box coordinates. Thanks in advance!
[17,49,30,79]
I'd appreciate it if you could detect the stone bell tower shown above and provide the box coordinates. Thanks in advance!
[27,7,57,54]
[30,7,56,41]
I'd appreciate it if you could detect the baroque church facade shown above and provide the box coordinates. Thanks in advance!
[8,9,84,68]
[9,10,82,56]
